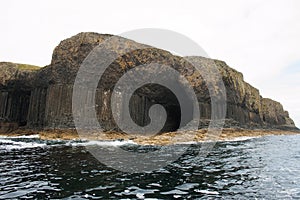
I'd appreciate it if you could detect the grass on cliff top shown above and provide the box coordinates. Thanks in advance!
[16,64,41,71]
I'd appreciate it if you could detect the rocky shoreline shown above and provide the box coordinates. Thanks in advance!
[1,128,299,146]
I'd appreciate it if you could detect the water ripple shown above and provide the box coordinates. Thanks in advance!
[0,134,300,199]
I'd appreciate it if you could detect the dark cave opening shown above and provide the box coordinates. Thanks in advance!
[160,104,181,132]
[129,83,194,133]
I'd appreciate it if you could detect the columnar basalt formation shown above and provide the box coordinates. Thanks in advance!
[0,32,297,133]
[0,63,37,129]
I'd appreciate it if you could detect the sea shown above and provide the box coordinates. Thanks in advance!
[0,133,300,199]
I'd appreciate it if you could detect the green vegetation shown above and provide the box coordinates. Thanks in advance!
[16,64,41,71]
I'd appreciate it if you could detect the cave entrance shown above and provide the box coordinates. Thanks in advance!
[0,90,31,130]
[160,104,181,132]
[129,83,194,133]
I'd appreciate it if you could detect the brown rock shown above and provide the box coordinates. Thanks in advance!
[0,32,297,132]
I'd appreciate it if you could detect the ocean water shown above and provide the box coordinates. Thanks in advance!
[0,134,300,199]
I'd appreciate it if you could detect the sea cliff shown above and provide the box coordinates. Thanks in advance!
[0,32,297,135]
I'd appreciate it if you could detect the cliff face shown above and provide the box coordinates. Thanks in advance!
[179,57,296,129]
[215,60,295,129]
[0,32,297,132]
[0,62,38,128]
[0,62,39,132]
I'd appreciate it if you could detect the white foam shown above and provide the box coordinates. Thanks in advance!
[0,139,46,150]
[0,136,137,150]
[161,189,188,195]
[136,193,144,199]
[174,141,198,145]
[0,134,40,139]
[68,140,137,147]
[223,136,259,142]
[195,189,219,195]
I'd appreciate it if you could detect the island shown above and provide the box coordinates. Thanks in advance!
[0,32,298,145]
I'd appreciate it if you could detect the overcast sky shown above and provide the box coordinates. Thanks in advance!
[1,0,299,127]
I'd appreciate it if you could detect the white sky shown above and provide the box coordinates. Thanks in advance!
[1,0,299,127]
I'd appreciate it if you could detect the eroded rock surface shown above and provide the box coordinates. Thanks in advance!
[0,32,297,132]
[0,62,38,128]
